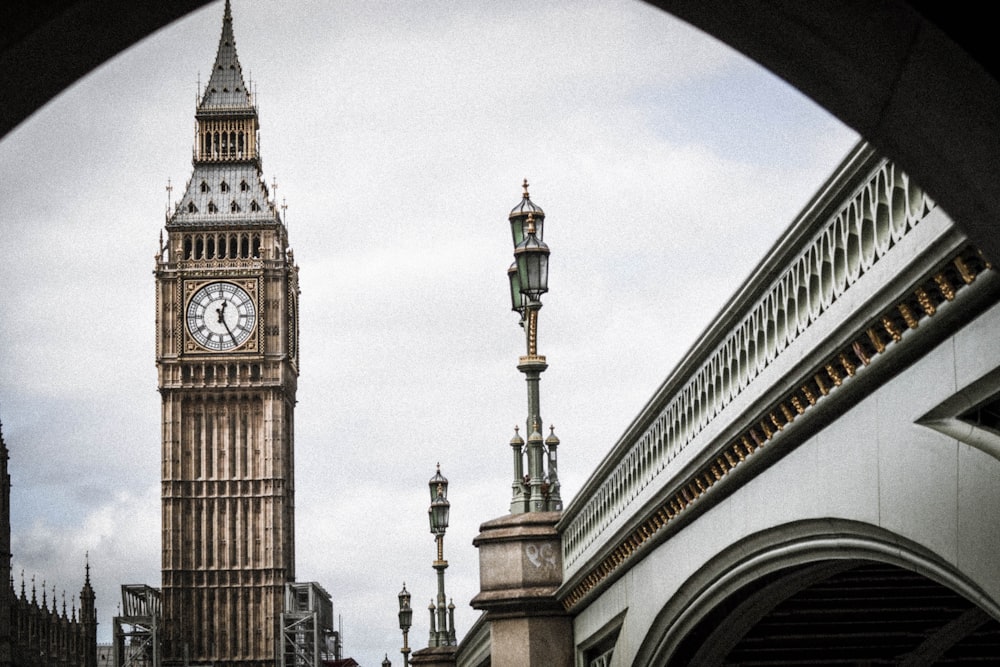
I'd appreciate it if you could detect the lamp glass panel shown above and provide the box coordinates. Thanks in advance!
[430,498,450,533]
[508,262,524,312]
[516,245,549,299]
[509,217,525,248]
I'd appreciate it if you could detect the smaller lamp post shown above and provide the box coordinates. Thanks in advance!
[383,654,392,667]
[427,464,456,646]
[397,583,412,667]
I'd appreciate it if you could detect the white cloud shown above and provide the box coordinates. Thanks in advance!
[11,485,160,622]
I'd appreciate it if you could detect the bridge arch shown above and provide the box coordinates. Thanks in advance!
[635,519,1000,666]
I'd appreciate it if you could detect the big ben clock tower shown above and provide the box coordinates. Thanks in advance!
[154,2,298,664]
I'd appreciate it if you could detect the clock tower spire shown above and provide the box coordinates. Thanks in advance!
[154,2,299,664]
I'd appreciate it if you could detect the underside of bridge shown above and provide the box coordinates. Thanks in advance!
[670,560,1000,666]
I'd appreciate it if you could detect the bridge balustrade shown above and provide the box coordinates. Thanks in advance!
[559,143,947,585]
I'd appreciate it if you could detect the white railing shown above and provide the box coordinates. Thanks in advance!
[560,144,937,570]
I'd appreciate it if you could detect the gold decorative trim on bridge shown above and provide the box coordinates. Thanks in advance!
[560,246,991,611]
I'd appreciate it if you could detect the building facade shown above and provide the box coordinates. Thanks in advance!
[154,2,299,664]
[0,424,98,667]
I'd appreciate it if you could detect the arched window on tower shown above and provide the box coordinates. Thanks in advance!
[252,235,261,258]
[229,236,238,259]
[220,181,229,193]
[240,180,249,192]
[184,237,193,260]
[206,237,215,259]
[231,201,240,213]
[208,201,218,213]
[187,202,198,213]
[195,238,204,260]
[200,181,210,193]
[250,200,260,212]
[240,234,249,258]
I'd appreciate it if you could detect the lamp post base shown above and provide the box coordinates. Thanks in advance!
[471,512,572,667]
[410,645,457,667]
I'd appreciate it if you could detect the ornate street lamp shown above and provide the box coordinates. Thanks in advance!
[428,465,450,536]
[513,214,549,303]
[508,177,545,245]
[397,583,412,667]
[427,464,456,646]
[506,180,562,514]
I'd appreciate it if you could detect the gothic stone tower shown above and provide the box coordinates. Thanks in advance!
[155,2,299,664]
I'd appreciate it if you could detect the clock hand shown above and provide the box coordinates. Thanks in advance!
[216,301,238,344]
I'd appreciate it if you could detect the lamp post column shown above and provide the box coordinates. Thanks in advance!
[472,180,572,666]
[518,346,548,512]
[432,534,448,646]
[507,191,558,514]
[427,465,454,648]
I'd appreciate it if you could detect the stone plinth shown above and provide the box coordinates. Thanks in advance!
[410,645,457,667]
[471,511,572,667]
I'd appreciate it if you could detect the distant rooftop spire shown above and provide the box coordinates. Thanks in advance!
[82,551,94,598]
[199,0,252,110]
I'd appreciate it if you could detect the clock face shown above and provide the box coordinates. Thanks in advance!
[186,281,256,351]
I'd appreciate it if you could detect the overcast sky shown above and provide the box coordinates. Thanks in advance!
[0,1,857,664]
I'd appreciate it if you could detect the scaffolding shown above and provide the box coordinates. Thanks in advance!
[113,584,162,667]
[280,582,336,667]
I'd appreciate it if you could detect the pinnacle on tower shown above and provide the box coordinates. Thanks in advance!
[199,0,252,111]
